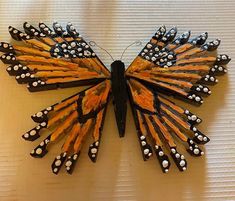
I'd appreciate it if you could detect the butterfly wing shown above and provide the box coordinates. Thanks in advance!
[0,22,111,174]
[0,22,110,92]
[126,26,230,173]
[24,80,111,174]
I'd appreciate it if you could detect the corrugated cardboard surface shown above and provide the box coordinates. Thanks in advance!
[0,0,235,200]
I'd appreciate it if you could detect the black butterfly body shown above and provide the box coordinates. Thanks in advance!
[0,22,230,174]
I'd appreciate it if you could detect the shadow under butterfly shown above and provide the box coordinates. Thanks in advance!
[0,22,231,174]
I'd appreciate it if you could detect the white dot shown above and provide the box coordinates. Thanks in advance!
[175,153,180,158]
[171,148,176,154]
[55,160,61,167]
[36,148,42,155]
[191,115,197,121]
[25,23,30,28]
[24,133,29,138]
[3,43,8,48]
[91,148,97,154]
[144,149,150,155]
[141,141,146,146]
[73,154,78,160]
[162,160,169,168]
[198,135,203,141]
[36,112,43,117]
[41,122,46,127]
[140,136,145,140]
[40,24,45,28]
[56,155,61,160]
[195,97,201,102]
[159,151,164,156]
[151,57,156,61]
[32,82,38,87]
[147,44,152,48]
[47,107,52,111]
[66,160,72,167]
[222,55,227,60]
[193,149,200,155]
[180,160,186,167]
[30,130,36,136]
[168,55,173,59]
[53,168,58,173]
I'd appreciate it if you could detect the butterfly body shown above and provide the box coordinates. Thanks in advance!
[111,60,127,137]
[0,22,230,174]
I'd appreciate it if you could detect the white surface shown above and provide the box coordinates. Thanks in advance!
[0,0,235,200]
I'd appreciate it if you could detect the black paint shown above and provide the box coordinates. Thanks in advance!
[111,60,127,137]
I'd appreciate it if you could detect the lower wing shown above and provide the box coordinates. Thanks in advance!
[22,80,111,174]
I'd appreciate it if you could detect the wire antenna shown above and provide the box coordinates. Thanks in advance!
[120,40,142,60]
[89,41,114,62]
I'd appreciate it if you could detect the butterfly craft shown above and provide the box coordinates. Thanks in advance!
[0,22,230,174]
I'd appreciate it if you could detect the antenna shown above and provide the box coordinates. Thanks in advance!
[120,40,142,60]
[89,41,114,62]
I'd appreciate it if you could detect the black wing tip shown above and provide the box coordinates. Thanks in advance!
[88,141,99,162]
[51,152,67,174]
[65,153,80,174]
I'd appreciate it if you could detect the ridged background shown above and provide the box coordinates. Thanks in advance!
[0,0,234,200]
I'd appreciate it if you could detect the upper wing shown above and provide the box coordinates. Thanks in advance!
[126,26,230,173]
[126,26,230,104]
[23,80,111,174]
[0,22,110,92]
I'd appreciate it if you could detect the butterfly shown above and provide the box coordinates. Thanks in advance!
[0,22,230,174]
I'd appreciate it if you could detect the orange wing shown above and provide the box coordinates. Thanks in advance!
[22,80,111,174]
[126,26,230,173]
[0,22,110,92]
[126,26,230,104]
